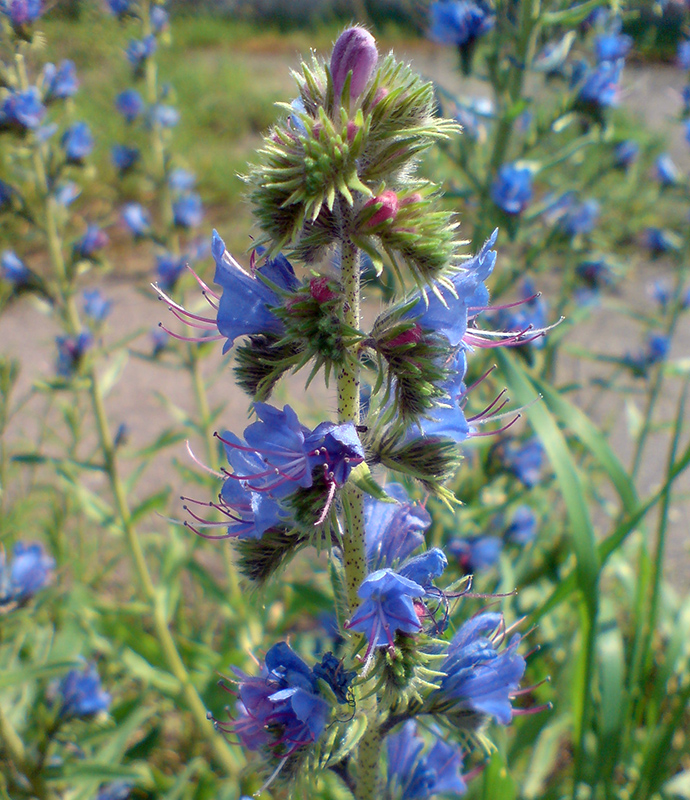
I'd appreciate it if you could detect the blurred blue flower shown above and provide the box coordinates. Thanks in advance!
[115,89,144,123]
[122,203,151,237]
[651,280,671,310]
[150,325,169,356]
[173,192,203,228]
[644,227,681,254]
[501,437,545,487]
[150,104,179,128]
[56,331,92,377]
[685,120,690,145]
[150,5,168,32]
[61,122,93,162]
[54,181,80,206]
[428,0,494,48]
[1,0,42,25]
[365,484,431,570]
[560,198,600,236]
[83,289,112,321]
[594,30,632,63]
[577,257,616,290]
[217,473,286,540]
[126,35,156,69]
[2,249,30,285]
[490,163,533,214]
[613,140,639,168]
[577,59,622,109]
[156,252,186,291]
[75,225,109,260]
[494,279,547,349]
[387,721,467,800]
[625,333,670,376]
[106,0,131,16]
[0,542,54,605]
[346,569,424,650]
[655,154,681,186]
[168,168,196,191]
[111,144,140,174]
[0,87,46,129]
[505,505,537,545]
[95,783,131,800]
[43,60,79,101]
[434,612,525,724]
[682,86,690,114]
[0,179,13,209]
[448,536,502,572]
[312,652,356,703]
[677,40,690,70]
[398,548,448,590]
[58,663,111,718]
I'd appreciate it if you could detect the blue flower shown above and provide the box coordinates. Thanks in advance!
[594,31,632,63]
[685,120,690,146]
[346,569,425,650]
[434,612,525,724]
[304,420,366,486]
[56,331,92,377]
[216,474,286,540]
[428,1,494,48]
[644,227,681,254]
[61,122,93,162]
[54,181,80,206]
[683,86,690,114]
[387,721,467,800]
[115,89,144,123]
[75,225,109,260]
[58,663,111,718]
[652,280,671,310]
[409,349,471,442]
[111,144,140,173]
[0,179,13,210]
[225,642,330,755]
[560,199,600,236]
[505,505,537,544]
[168,168,196,191]
[1,0,42,25]
[0,542,54,605]
[655,154,681,186]
[577,59,622,109]
[490,164,533,215]
[365,484,431,570]
[149,104,179,128]
[0,87,46,130]
[398,548,448,589]
[577,257,616,290]
[173,192,203,228]
[613,140,639,168]
[106,0,131,16]
[43,60,79,101]
[677,40,690,70]
[2,249,30,286]
[493,279,547,349]
[150,326,168,356]
[83,289,113,322]
[122,203,151,237]
[213,229,298,352]
[156,252,186,291]
[95,783,131,800]
[126,35,157,69]
[501,437,544,487]
[448,536,502,572]
[150,6,168,32]
[625,333,670,376]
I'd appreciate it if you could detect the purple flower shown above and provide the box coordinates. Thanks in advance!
[213,230,298,352]
[221,642,330,756]
[75,225,109,259]
[83,289,112,322]
[173,192,203,228]
[346,569,424,651]
[577,257,616,290]
[126,35,157,69]
[0,88,46,130]
[111,144,140,173]
[501,437,544,487]
[43,60,79,101]
[150,5,168,32]
[677,40,690,70]
[428,1,494,48]
[168,168,196,191]
[122,203,151,237]
[58,663,111,718]
[577,59,622,109]
[434,612,525,724]
[490,164,533,215]
[0,542,54,605]
[613,140,639,168]
[387,721,467,800]
[1,0,42,25]
[56,331,92,376]
[655,154,681,186]
[505,505,537,544]
[155,252,186,291]
[448,536,502,572]
[61,122,93,162]
[330,27,378,101]
[365,484,431,570]
[2,249,30,286]
[115,89,144,123]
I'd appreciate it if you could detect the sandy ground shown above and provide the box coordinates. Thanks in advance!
[1,51,689,588]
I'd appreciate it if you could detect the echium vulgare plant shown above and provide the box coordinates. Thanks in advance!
[162,28,551,798]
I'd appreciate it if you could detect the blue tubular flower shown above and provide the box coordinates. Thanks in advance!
[398,548,448,589]
[111,144,140,174]
[0,542,55,604]
[577,257,616,290]
[106,0,131,16]
[614,140,639,168]
[346,569,425,652]
[448,536,502,572]
[652,280,671,310]
[220,642,330,756]
[75,225,109,259]
[54,181,80,206]
[56,331,92,377]
[428,1,494,47]
[0,88,45,130]
[644,227,681,254]
[83,289,112,322]
[560,199,600,236]
[168,168,196,191]
[625,333,670,376]
[213,229,298,352]
[215,475,286,539]
[655,154,681,186]
[115,89,144,123]
[58,663,111,718]
[150,326,168,356]
[501,437,545,488]
[173,192,203,228]
[122,203,151,237]
[490,164,533,215]
[435,612,525,724]
[156,252,186,291]
[2,249,30,286]
[685,120,690,146]
[505,505,537,545]
[594,31,632,63]
[150,104,179,128]
[150,6,168,33]
[365,484,431,570]
[387,721,467,800]
[305,421,365,486]
[677,40,690,70]
[126,35,157,69]
[1,0,42,25]
[577,59,622,110]
[43,60,79,101]
[61,122,93,163]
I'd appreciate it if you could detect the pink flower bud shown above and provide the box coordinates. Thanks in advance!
[387,323,423,349]
[310,277,338,302]
[331,27,378,101]
[400,193,423,206]
[364,190,399,227]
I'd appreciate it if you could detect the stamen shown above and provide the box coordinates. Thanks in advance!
[469,292,542,314]
[186,264,220,299]
[158,322,224,344]
[168,306,217,329]
[470,414,521,437]
[467,389,508,422]
[463,364,497,395]
[186,441,226,478]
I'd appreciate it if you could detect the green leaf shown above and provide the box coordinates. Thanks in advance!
[0,660,82,689]
[481,750,516,800]
[523,717,571,799]
[121,648,180,695]
[349,462,395,502]
[99,350,129,397]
